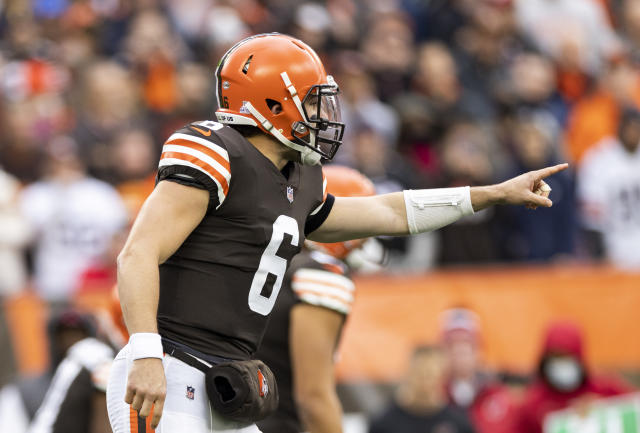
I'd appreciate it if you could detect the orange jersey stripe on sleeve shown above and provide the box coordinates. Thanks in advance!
[160,151,230,195]
[294,289,351,314]
[292,276,354,293]
[166,138,230,173]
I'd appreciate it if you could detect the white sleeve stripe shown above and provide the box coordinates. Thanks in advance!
[29,358,82,433]
[297,293,350,314]
[292,282,354,302]
[159,158,226,207]
[310,199,326,216]
[310,175,329,216]
[167,133,229,161]
[294,269,355,291]
[162,144,231,181]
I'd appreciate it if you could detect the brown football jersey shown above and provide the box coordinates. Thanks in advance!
[155,121,333,360]
[256,249,354,433]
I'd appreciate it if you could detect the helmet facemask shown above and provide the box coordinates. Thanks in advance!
[291,76,345,162]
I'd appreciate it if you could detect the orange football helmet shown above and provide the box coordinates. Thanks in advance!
[308,165,376,259]
[214,33,344,165]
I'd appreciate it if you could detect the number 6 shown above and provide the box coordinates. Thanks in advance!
[248,215,299,315]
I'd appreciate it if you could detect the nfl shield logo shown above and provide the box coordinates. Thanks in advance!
[286,186,294,203]
[186,386,195,400]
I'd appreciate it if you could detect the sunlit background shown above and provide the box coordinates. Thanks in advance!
[0,0,639,432]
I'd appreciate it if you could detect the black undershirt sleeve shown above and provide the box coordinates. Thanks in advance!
[304,194,335,235]
[156,168,219,211]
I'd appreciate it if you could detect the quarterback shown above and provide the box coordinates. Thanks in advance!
[106,33,566,433]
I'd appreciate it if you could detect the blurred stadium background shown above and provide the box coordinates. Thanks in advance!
[0,0,639,432]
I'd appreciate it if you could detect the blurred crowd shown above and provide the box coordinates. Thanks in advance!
[367,309,635,433]
[1,0,640,431]
[2,0,640,301]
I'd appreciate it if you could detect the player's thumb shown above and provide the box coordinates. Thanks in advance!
[528,191,552,207]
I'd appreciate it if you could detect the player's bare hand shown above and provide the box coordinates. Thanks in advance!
[125,358,166,429]
[497,163,568,208]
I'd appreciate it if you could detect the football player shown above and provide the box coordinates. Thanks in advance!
[107,33,567,433]
[29,310,114,433]
[256,165,376,433]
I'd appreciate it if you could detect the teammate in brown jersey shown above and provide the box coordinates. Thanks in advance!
[256,166,374,433]
[107,33,568,433]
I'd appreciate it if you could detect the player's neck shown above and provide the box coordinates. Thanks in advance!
[247,133,293,170]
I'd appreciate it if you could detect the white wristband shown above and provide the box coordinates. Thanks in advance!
[129,333,163,360]
[403,186,475,235]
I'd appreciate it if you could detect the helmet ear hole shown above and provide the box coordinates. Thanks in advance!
[266,99,283,115]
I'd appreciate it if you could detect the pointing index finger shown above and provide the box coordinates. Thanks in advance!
[535,163,569,180]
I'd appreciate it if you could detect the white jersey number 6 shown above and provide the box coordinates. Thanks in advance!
[248,215,299,315]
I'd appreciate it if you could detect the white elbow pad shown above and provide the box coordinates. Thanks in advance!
[403,187,474,234]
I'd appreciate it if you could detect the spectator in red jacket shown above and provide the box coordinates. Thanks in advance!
[517,320,634,433]
[441,308,520,433]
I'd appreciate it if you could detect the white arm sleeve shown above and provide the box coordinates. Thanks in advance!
[403,187,475,235]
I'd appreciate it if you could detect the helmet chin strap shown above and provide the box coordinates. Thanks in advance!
[244,101,321,166]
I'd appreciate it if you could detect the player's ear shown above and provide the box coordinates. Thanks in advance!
[267,100,283,115]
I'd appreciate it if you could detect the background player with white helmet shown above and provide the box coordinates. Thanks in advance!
[108,33,567,433]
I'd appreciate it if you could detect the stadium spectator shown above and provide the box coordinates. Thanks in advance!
[412,42,487,143]
[500,52,569,127]
[369,345,476,433]
[361,11,415,103]
[404,0,471,42]
[336,53,399,166]
[576,107,640,269]
[0,168,31,387]
[436,122,503,264]
[565,55,640,164]
[441,308,520,433]
[621,0,640,62]
[515,0,620,76]
[495,113,576,261]
[516,321,633,433]
[453,0,524,119]
[110,128,157,185]
[72,61,142,182]
[0,168,30,298]
[19,137,127,302]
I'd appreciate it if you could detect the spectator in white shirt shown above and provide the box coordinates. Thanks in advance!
[20,136,127,301]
